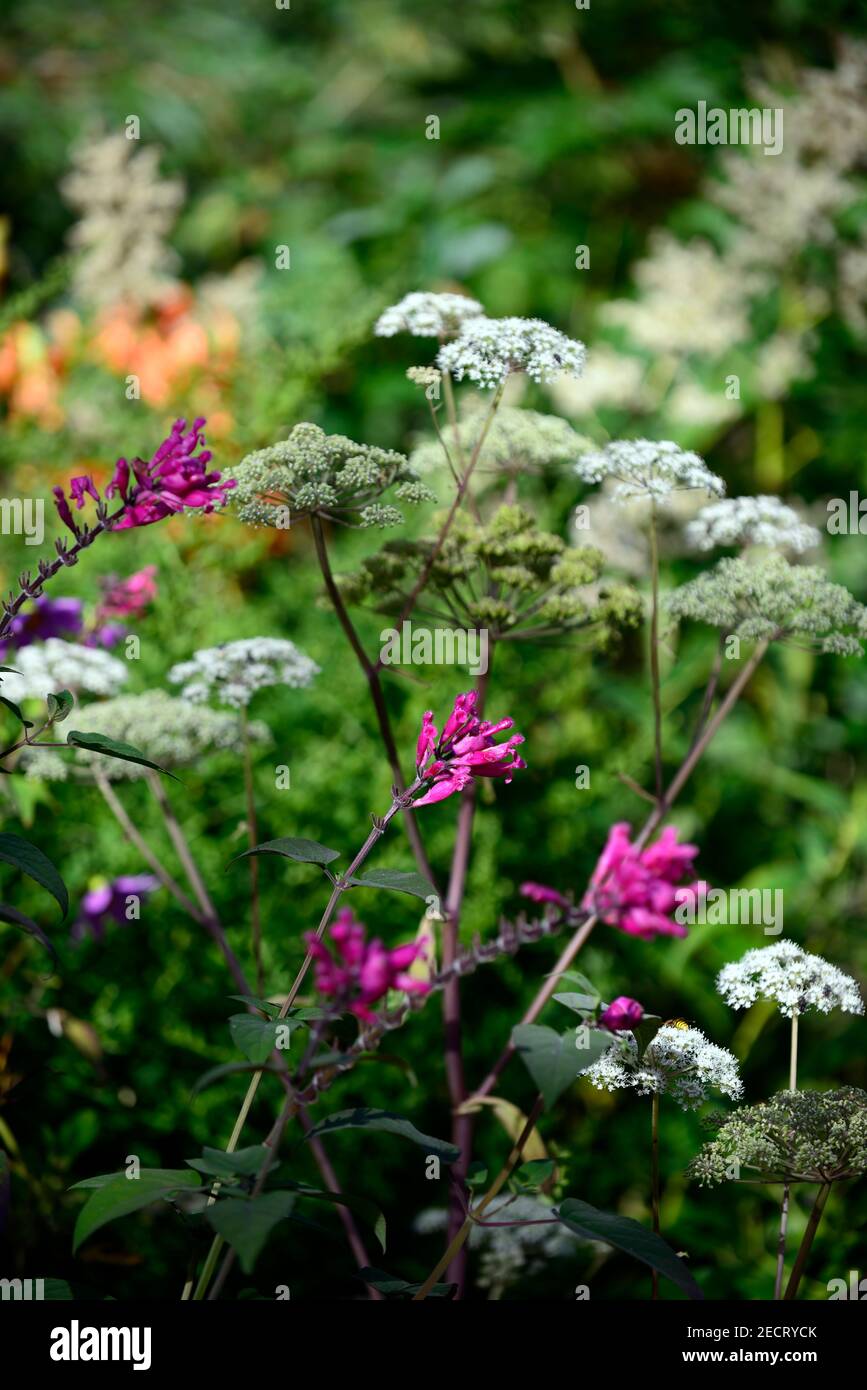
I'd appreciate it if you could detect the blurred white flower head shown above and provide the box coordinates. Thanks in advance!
[576,438,725,507]
[1,639,128,702]
[169,637,319,710]
[686,496,820,554]
[374,291,484,339]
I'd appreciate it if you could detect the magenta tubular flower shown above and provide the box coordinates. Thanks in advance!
[106,418,235,529]
[582,821,700,941]
[0,596,83,656]
[305,908,430,1021]
[520,881,570,909]
[412,690,526,808]
[53,418,234,537]
[599,996,644,1032]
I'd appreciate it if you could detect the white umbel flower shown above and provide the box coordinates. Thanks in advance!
[580,1024,742,1110]
[374,292,484,339]
[1,639,128,701]
[717,940,864,1019]
[576,439,725,507]
[686,496,820,554]
[168,637,319,710]
[437,317,587,388]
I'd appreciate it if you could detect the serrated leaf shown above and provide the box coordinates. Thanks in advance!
[557,1197,704,1300]
[0,901,57,963]
[65,730,177,779]
[232,837,340,867]
[0,833,68,917]
[70,1169,201,1253]
[304,1107,459,1163]
[206,1192,296,1273]
[346,868,436,901]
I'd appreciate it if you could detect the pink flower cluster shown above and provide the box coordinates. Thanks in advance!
[583,822,700,941]
[53,418,235,536]
[413,691,526,808]
[305,908,430,1022]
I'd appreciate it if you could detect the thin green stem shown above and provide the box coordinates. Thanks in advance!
[648,502,663,801]
[241,710,264,994]
[775,1012,800,1298]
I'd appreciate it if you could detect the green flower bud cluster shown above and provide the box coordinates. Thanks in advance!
[230,422,436,529]
[688,1088,867,1185]
[336,504,641,643]
[667,553,867,654]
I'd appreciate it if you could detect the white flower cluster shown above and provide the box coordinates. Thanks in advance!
[686,496,821,554]
[437,317,587,388]
[666,553,867,654]
[602,233,756,359]
[168,638,319,710]
[20,690,270,782]
[1,639,128,702]
[580,1024,743,1110]
[374,292,484,339]
[414,1196,579,1297]
[716,940,864,1019]
[576,438,725,507]
[61,134,183,311]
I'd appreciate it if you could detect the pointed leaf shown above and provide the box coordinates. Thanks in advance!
[557,1197,704,1300]
[65,730,177,779]
[511,1023,613,1109]
[0,694,33,728]
[46,690,74,723]
[206,1192,296,1273]
[0,833,68,917]
[347,868,436,901]
[304,1107,459,1163]
[359,1267,455,1298]
[70,1169,201,1253]
[228,1013,299,1064]
[232,837,340,867]
[0,901,57,963]
[191,1060,282,1096]
[185,1146,271,1179]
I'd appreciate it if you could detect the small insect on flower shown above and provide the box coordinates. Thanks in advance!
[663,1018,692,1030]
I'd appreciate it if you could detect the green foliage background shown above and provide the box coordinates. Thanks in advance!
[1,0,866,1300]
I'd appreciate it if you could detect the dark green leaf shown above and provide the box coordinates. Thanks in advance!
[46,690,74,723]
[185,1146,271,1179]
[557,1197,704,1300]
[511,1023,613,1109]
[0,901,57,962]
[65,730,177,779]
[0,833,68,917]
[347,868,436,901]
[206,1192,296,1273]
[359,1267,455,1298]
[0,694,33,728]
[70,1169,201,1252]
[232,836,340,867]
[228,1013,299,1064]
[553,991,599,1014]
[304,1107,459,1163]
